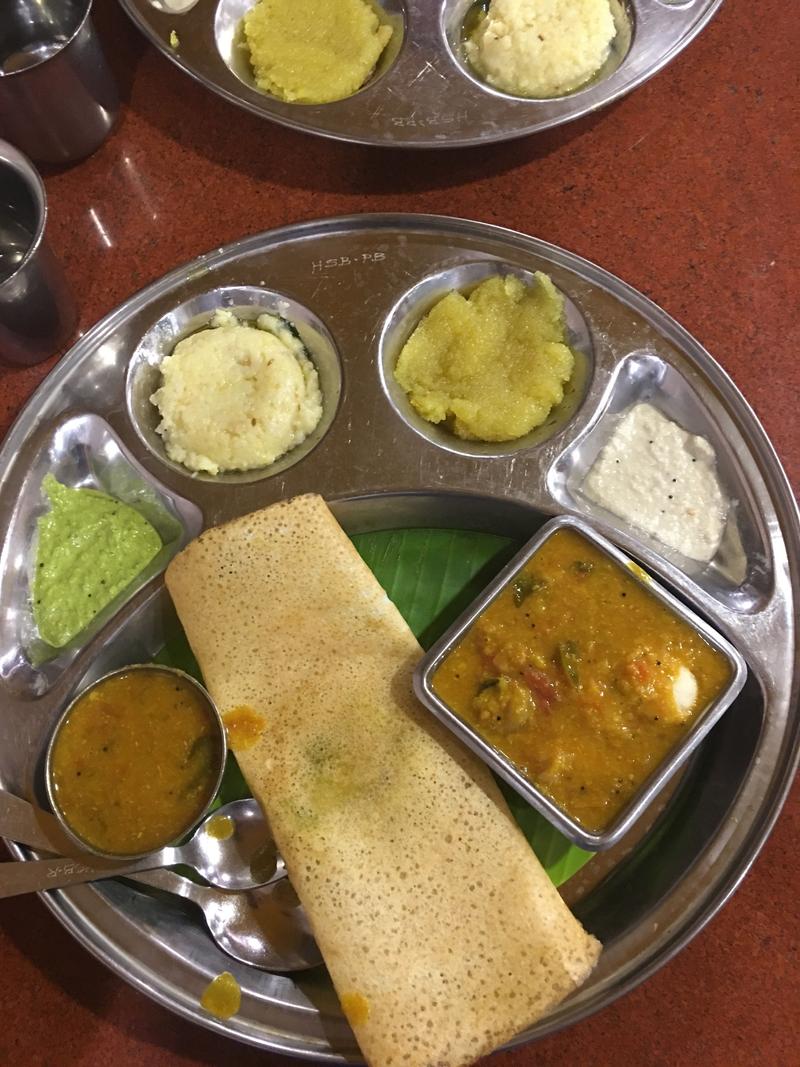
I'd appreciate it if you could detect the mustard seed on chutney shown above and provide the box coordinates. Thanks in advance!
[48,667,225,856]
[432,528,732,833]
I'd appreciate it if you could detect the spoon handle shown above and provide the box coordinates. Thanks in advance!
[127,866,213,905]
[0,789,73,853]
[0,850,172,899]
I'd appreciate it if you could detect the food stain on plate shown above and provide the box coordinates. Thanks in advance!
[200,971,241,1020]
[626,560,651,584]
[205,813,234,840]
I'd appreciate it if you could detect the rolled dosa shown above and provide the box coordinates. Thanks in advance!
[165,494,600,1067]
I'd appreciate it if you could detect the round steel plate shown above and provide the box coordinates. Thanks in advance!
[116,0,724,148]
[0,214,796,1057]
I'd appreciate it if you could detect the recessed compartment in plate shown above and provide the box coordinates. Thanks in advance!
[214,0,407,103]
[378,258,594,458]
[126,285,343,485]
[443,0,634,103]
[0,413,203,699]
[546,352,773,613]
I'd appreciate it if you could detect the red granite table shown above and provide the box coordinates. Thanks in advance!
[1,1,797,1064]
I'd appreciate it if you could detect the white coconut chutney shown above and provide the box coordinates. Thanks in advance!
[583,403,728,562]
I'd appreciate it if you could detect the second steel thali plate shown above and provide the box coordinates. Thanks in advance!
[0,214,797,1057]
[118,0,724,147]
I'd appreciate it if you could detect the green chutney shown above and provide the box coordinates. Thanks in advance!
[33,475,162,648]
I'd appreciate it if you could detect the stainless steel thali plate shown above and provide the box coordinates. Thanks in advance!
[117,0,724,147]
[0,213,797,1058]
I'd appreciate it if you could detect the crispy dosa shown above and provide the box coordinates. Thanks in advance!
[165,494,600,1067]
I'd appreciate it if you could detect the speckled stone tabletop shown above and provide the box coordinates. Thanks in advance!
[0,1,797,1064]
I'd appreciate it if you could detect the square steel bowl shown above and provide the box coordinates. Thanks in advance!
[413,515,748,851]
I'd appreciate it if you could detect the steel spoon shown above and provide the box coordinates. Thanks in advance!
[129,867,322,971]
[0,788,73,853]
[0,790,321,971]
[0,792,286,898]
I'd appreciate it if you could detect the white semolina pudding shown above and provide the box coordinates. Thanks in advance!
[150,310,322,476]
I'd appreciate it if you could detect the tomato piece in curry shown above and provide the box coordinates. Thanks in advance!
[432,528,732,832]
[50,669,223,855]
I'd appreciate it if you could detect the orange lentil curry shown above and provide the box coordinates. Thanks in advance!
[433,528,731,832]
[50,669,223,855]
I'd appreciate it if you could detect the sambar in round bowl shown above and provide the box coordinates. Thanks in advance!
[46,665,226,858]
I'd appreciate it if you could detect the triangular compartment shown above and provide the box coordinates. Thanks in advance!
[0,413,203,699]
[547,352,772,613]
